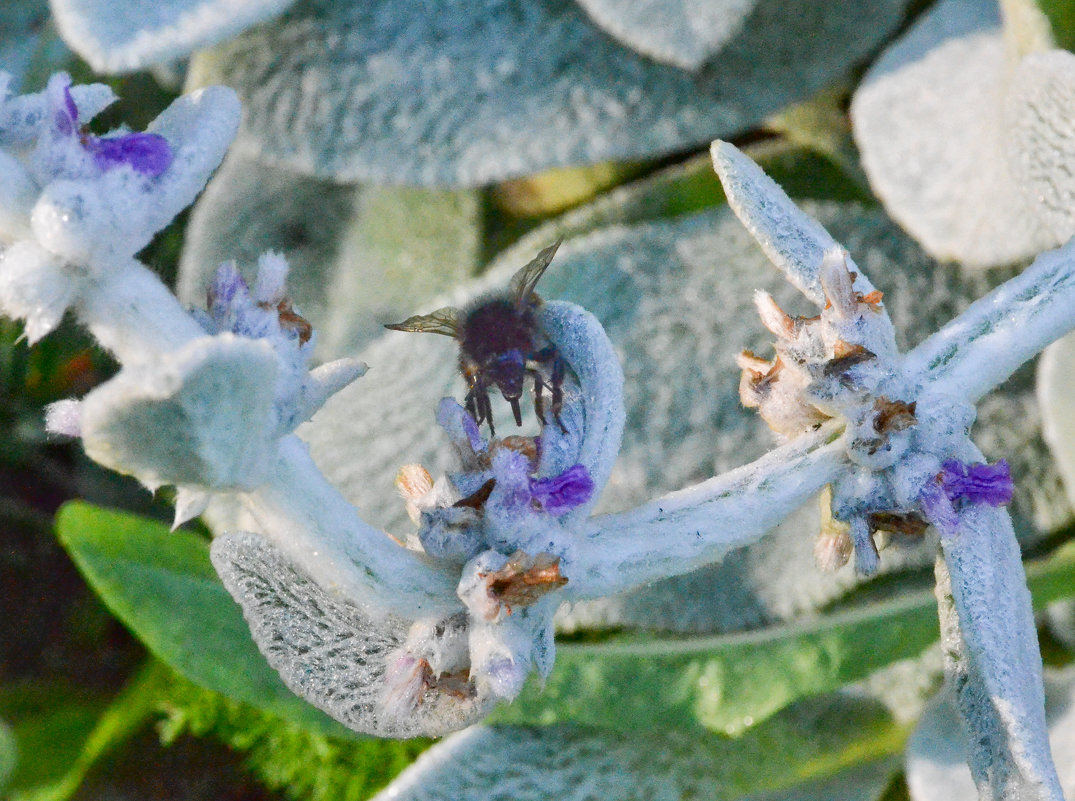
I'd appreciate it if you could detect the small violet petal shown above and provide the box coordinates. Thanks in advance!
[463,411,485,454]
[436,398,488,458]
[919,479,960,539]
[85,132,173,177]
[209,261,249,310]
[58,83,78,135]
[530,464,594,516]
[939,459,1014,507]
[491,449,533,510]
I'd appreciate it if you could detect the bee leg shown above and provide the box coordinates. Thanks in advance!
[481,389,496,436]
[532,370,548,426]
[509,396,523,427]
[465,387,481,425]
[551,355,567,434]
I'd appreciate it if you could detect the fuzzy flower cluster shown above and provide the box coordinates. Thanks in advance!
[737,246,1014,576]
[1,75,1073,799]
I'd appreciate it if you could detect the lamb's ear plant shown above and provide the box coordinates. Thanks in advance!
[2,71,1075,799]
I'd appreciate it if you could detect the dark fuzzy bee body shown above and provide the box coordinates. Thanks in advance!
[386,241,566,435]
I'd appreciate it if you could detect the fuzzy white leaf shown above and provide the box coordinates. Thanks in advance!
[933,483,1063,800]
[29,85,240,265]
[211,530,495,737]
[178,153,483,360]
[1007,50,1075,247]
[1038,330,1075,509]
[850,0,1074,268]
[0,240,77,343]
[574,0,754,70]
[50,0,297,73]
[186,0,906,186]
[80,334,279,490]
[906,668,1075,800]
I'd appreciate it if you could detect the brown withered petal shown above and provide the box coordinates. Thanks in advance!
[486,550,569,613]
[867,511,929,537]
[492,435,539,465]
[860,290,884,310]
[824,342,876,378]
[258,298,314,345]
[873,398,917,434]
[453,478,497,511]
[426,668,476,700]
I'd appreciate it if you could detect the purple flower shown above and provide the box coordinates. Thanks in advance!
[530,464,594,516]
[207,261,248,311]
[918,459,1013,538]
[939,459,1013,507]
[84,132,173,177]
[52,75,173,178]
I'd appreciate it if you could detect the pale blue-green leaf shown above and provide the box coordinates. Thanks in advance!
[50,0,296,73]
[573,0,754,69]
[934,499,1064,801]
[0,1,63,93]
[178,152,482,360]
[373,695,902,801]
[177,151,358,338]
[711,139,879,304]
[186,0,907,186]
[850,0,1075,268]
[300,203,1069,637]
[79,335,279,490]
[1006,50,1075,251]
[906,668,1075,800]
[1039,332,1075,510]
[54,502,357,738]
[210,530,495,738]
[1044,598,1075,651]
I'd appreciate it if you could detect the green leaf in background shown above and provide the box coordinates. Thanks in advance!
[5,664,168,801]
[159,675,432,801]
[374,694,905,801]
[54,501,356,740]
[0,681,107,797]
[498,540,1075,735]
[1038,0,1075,51]
[0,717,15,793]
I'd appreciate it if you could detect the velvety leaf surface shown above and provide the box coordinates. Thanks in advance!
[573,0,754,70]
[1038,331,1075,511]
[0,0,58,92]
[177,150,359,337]
[178,152,482,359]
[186,0,907,186]
[935,506,1062,800]
[851,0,1075,268]
[374,695,902,801]
[50,0,296,73]
[905,668,1075,800]
[301,202,1070,635]
[54,501,356,739]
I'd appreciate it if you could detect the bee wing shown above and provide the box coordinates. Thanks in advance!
[384,306,461,337]
[508,239,562,306]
